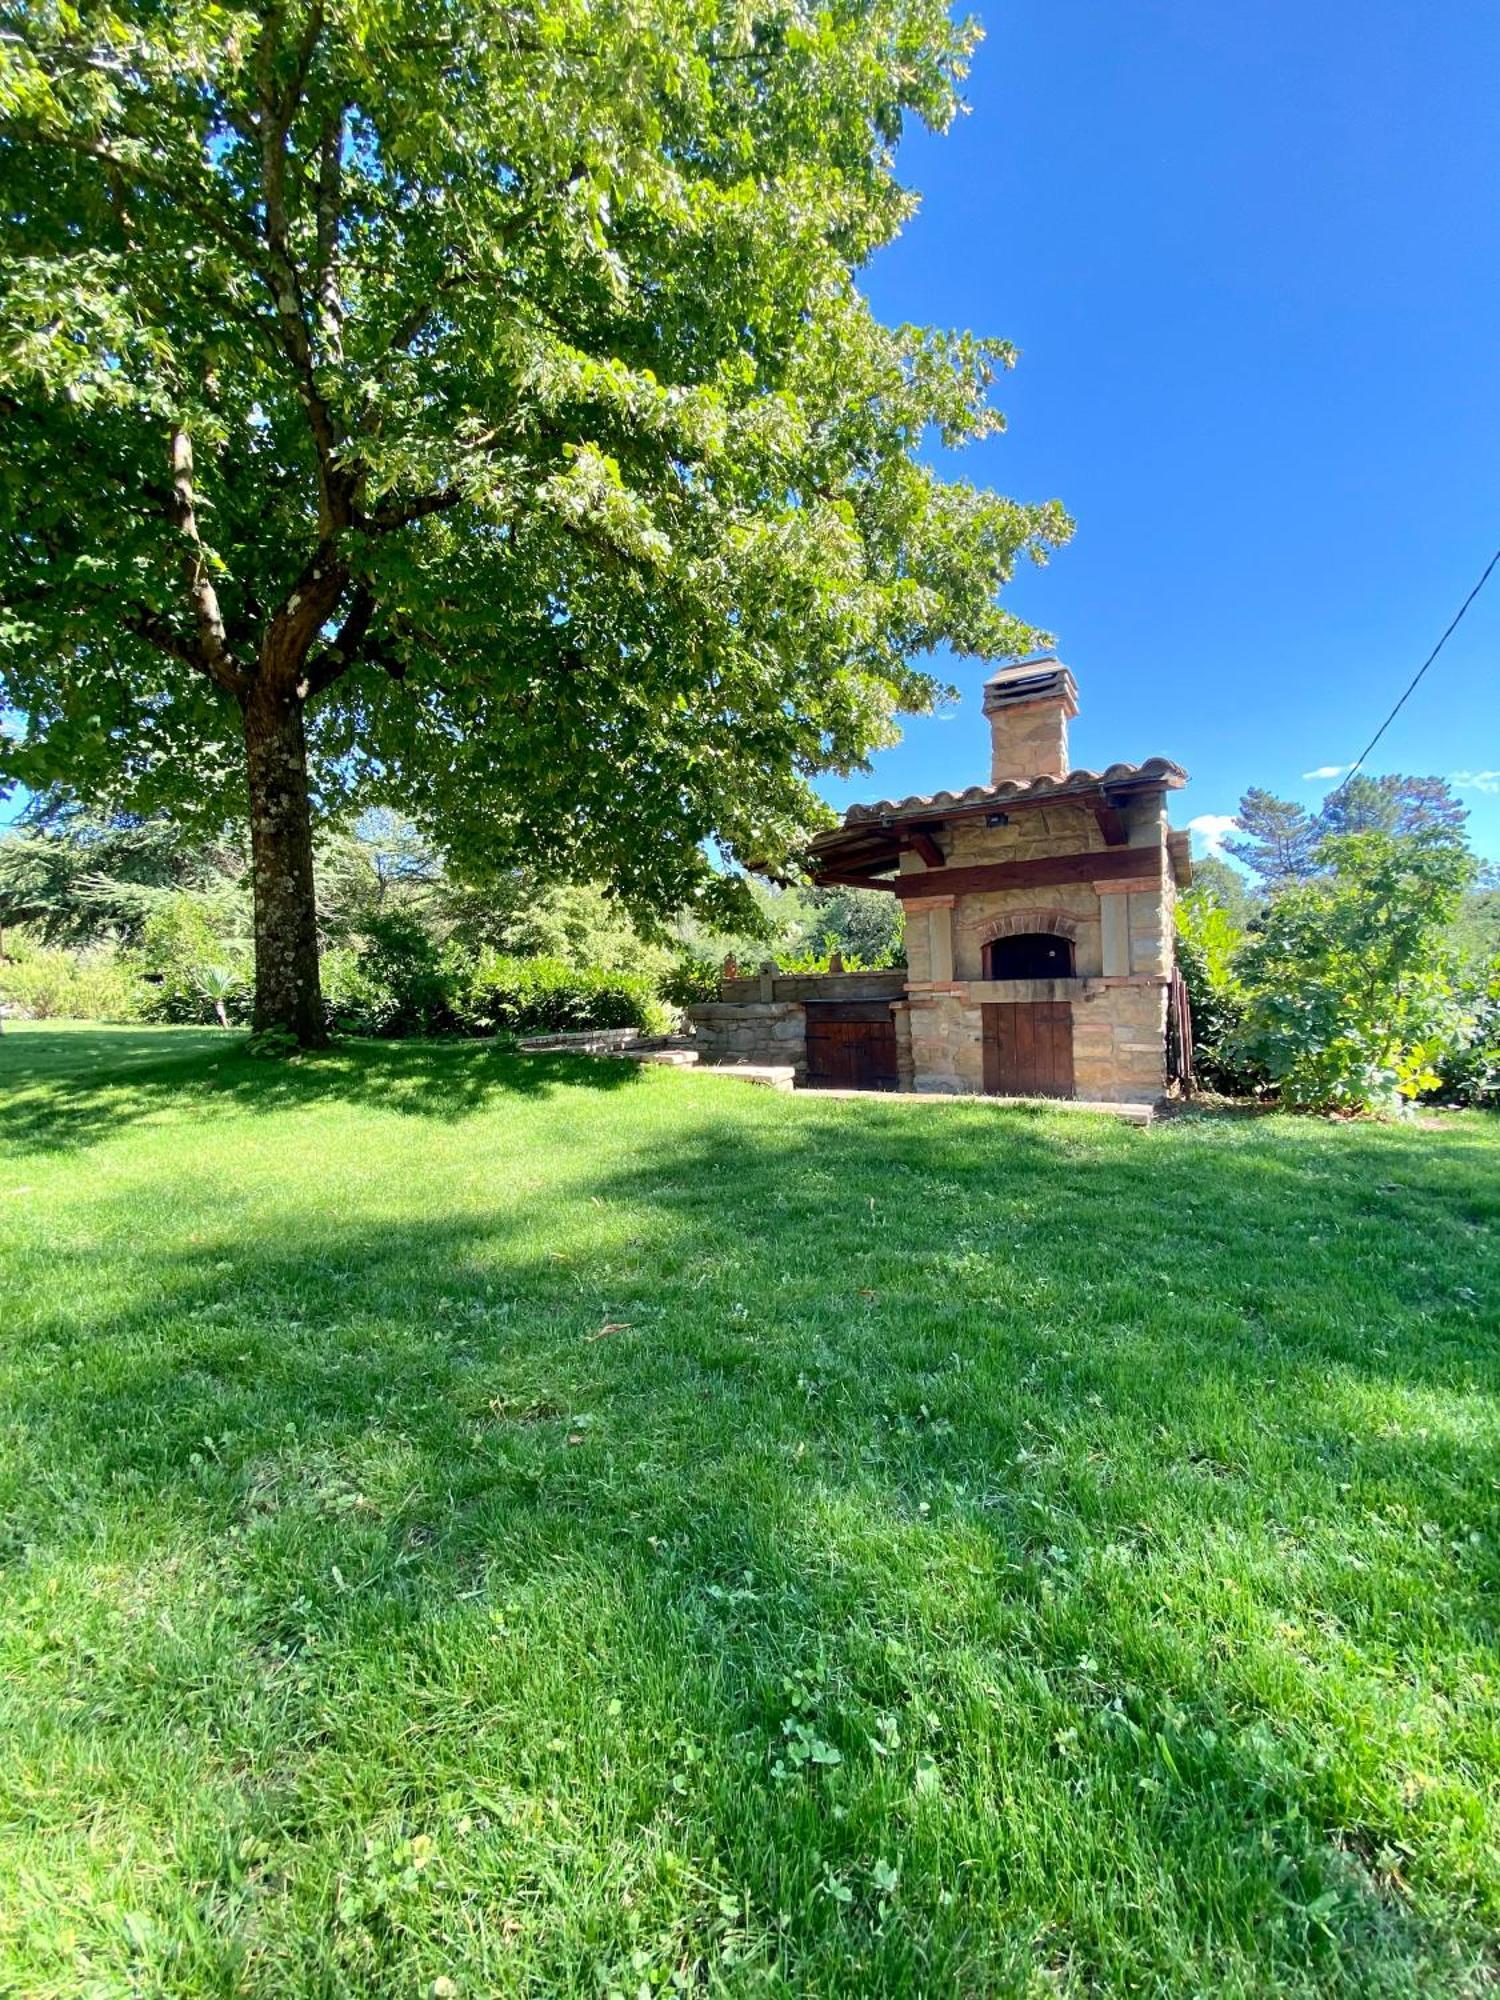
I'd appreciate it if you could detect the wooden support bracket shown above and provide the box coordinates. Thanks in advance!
[1092,800,1129,846]
[905,827,946,868]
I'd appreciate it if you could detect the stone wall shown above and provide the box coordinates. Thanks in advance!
[688,972,905,1085]
[892,1002,915,1089]
[900,979,1169,1104]
[718,970,906,1006]
[685,1001,807,1076]
[686,979,1169,1103]
[938,798,1108,870]
[905,992,981,1094]
[1071,978,1170,1101]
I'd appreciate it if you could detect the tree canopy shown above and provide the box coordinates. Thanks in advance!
[1183,853,1258,927]
[1224,774,1468,887]
[1232,828,1475,1110]
[0,799,238,945]
[0,0,1068,1039]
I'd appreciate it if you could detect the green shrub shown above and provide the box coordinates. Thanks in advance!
[774,940,897,973]
[363,912,459,1036]
[244,1024,303,1060]
[1174,891,1265,1096]
[0,939,142,1021]
[319,946,392,1038]
[658,954,722,1009]
[1435,962,1500,1107]
[320,914,462,1037]
[457,952,669,1038]
[136,895,252,1025]
[319,929,667,1042]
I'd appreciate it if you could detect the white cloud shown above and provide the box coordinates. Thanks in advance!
[1302,763,1351,781]
[1451,769,1500,795]
[1188,813,1239,857]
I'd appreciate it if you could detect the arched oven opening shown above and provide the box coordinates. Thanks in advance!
[983,931,1076,980]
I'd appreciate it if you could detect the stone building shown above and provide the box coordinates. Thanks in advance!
[689,657,1193,1104]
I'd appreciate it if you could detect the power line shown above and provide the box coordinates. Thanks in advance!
[1330,544,1500,796]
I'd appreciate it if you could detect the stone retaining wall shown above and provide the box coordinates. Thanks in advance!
[517,1027,677,1054]
[718,969,906,1006]
[685,1000,808,1076]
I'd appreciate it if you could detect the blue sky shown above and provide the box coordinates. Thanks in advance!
[832,0,1500,862]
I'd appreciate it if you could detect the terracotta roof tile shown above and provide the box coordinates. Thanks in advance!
[814,759,1188,841]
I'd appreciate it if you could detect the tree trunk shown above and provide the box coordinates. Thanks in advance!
[243,685,327,1046]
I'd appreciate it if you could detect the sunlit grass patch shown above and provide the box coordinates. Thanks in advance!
[1,1025,1497,1996]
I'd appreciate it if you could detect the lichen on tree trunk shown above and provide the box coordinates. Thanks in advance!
[243,687,327,1046]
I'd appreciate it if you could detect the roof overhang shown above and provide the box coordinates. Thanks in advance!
[807,759,1189,888]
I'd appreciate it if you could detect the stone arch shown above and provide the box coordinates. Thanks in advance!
[975,906,1083,948]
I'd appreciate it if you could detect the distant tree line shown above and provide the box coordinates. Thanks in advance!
[0,801,902,1036]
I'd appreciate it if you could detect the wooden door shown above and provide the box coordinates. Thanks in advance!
[981,1001,1074,1098]
[804,1005,899,1091]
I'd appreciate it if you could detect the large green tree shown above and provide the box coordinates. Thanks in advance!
[1222,788,1319,887]
[1233,828,1475,1111]
[1184,852,1258,927]
[1316,772,1468,842]
[0,0,1067,1042]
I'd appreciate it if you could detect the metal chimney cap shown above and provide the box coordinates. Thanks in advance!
[981,656,1078,713]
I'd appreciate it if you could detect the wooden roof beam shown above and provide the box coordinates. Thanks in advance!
[904,826,946,868]
[1092,799,1129,846]
[813,870,899,892]
[890,844,1161,900]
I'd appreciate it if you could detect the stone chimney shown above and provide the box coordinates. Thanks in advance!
[981,655,1079,786]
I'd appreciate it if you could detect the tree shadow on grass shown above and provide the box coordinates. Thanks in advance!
[3,1088,1498,1992]
[0,1025,640,1155]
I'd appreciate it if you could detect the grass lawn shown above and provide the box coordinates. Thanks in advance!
[1,1025,1498,1998]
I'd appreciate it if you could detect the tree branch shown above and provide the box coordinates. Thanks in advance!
[260,544,344,683]
[3,125,269,271]
[386,298,440,355]
[301,579,375,695]
[314,104,345,364]
[300,581,418,697]
[120,603,208,675]
[285,0,327,117]
[251,6,349,535]
[364,486,466,532]
[167,426,250,698]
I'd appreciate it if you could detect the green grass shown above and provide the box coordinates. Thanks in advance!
[1,1025,1498,1998]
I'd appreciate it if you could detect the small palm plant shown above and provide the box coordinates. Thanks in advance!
[193,963,244,1030]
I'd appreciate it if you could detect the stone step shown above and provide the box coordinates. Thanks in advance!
[801,1087,1156,1122]
[590,1047,796,1091]
[527,1037,1153,1117]
[691,1063,797,1091]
